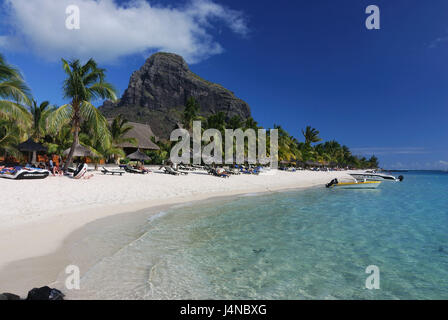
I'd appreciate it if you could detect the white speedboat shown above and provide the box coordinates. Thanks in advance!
[351,171,403,182]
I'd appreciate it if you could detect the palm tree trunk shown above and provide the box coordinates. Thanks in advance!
[64,126,79,170]
[63,105,80,171]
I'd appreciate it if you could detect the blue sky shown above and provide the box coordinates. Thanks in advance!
[1,0,447,169]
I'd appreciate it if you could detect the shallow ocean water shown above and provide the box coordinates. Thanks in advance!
[71,171,448,300]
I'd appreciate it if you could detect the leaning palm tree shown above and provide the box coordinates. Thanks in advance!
[29,100,52,141]
[302,126,322,147]
[48,58,117,169]
[0,54,32,123]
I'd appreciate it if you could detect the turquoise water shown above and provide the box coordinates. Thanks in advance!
[74,171,448,299]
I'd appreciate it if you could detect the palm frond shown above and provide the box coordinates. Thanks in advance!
[0,100,32,123]
[88,82,117,101]
[79,101,111,149]
[46,104,73,134]
[61,58,72,76]
[0,79,32,104]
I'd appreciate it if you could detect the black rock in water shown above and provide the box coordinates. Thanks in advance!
[99,52,252,139]
[0,293,21,300]
[26,286,64,300]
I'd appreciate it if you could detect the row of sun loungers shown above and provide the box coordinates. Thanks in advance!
[162,166,189,175]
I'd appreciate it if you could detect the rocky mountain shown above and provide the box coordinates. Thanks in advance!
[99,52,251,139]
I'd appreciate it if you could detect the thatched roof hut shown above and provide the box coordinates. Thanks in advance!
[114,121,160,151]
[18,138,47,152]
[18,138,47,163]
[127,149,151,162]
[63,144,95,157]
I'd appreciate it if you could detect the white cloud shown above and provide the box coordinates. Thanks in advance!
[439,160,448,166]
[0,0,248,63]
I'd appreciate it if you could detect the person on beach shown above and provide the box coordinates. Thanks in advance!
[48,156,54,172]
[137,164,151,173]
[52,164,63,176]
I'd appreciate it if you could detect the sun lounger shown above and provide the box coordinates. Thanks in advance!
[163,166,188,175]
[125,165,148,174]
[101,167,125,176]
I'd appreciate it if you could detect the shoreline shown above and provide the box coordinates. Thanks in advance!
[0,169,352,296]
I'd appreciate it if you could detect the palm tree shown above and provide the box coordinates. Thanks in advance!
[0,119,21,158]
[205,112,227,132]
[181,97,201,131]
[110,114,136,146]
[244,117,259,130]
[45,125,73,157]
[79,130,115,170]
[108,114,136,163]
[0,54,32,123]
[148,137,172,164]
[29,100,52,141]
[275,125,301,162]
[302,126,322,147]
[367,155,379,168]
[228,115,243,130]
[48,58,117,169]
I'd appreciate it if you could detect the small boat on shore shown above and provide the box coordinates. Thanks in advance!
[0,166,50,180]
[351,171,404,182]
[326,176,382,189]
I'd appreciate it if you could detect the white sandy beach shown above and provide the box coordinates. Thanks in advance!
[0,168,352,296]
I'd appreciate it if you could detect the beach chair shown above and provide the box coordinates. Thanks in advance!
[178,164,194,171]
[125,164,147,174]
[163,166,188,175]
[101,167,125,176]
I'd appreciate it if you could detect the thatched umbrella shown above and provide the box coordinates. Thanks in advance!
[305,160,314,167]
[63,144,95,158]
[279,160,291,169]
[127,149,150,163]
[295,160,306,167]
[18,138,47,163]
